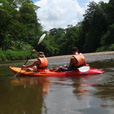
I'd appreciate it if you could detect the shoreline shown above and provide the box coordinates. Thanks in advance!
[0,51,113,66]
[29,51,114,61]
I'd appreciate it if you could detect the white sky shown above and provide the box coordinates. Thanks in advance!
[33,0,109,31]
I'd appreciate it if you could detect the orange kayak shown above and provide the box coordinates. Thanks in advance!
[10,66,104,77]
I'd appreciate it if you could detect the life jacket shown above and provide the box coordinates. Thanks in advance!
[37,57,48,72]
[72,53,86,67]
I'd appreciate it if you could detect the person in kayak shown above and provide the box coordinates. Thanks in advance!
[69,47,87,68]
[53,47,87,72]
[23,49,48,72]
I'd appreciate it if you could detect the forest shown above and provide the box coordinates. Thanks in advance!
[0,0,114,61]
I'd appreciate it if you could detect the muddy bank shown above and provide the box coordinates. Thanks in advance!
[44,51,114,65]
[46,51,114,59]
[29,51,114,65]
[0,51,113,66]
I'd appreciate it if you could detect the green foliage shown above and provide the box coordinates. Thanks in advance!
[0,49,32,61]
[61,26,80,54]
[96,44,114,52]
[0,0,42,50]
[36,35,59,56]
[0,0,114,61]
[0,43,34,61]
[108,44,114,50]
[0,48,6,61]
[100,24,114,46]
[107,0,114,24]
[82,1,108,52]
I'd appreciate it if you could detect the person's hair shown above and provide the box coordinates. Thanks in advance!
[72,47,78,52]
[39,51,45,57]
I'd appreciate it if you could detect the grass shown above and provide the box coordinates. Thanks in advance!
[0,49,37,62]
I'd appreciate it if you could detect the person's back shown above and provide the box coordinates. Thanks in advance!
[70,53,86,68]
[69,47,86,68]
[37,54,48,72]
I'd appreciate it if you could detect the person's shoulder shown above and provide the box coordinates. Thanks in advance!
[71,56,75,60]
[34,59,40,62]
[34,59,41,64]
[79,53,83,55]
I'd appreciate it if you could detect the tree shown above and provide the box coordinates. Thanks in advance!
[107,0,114,24]
[0,0,19,49]
[60,25,80,55]
[100,24,114,46]
[19,0,42,44]
[81,1,107,52]
[49,28,66,55]
[0,0,42,50]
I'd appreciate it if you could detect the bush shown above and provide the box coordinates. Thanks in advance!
[96,44,114,52]
[0,43,35,61]
[108,44,114,51]
[0,48,6,61]
[0,49,34,62]
[4,49,32,60]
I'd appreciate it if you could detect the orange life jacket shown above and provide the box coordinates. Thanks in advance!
[72,53,86,67]
[37,57,48,72]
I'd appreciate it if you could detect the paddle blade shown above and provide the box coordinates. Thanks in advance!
[38,33,46,45]
[78,66,90,72]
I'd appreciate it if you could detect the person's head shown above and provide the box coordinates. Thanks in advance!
[39,51,45,57]
[72,47,79,53]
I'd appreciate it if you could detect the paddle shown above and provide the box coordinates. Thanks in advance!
[15,33,46,77]
[78,66,90,72]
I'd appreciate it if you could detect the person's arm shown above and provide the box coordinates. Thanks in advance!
[69,57,74,67]
[23,60,40,68]
[84,60,87,66]
[69,57,73,67]
[69,56,78,67]
[81,53,87,66]
[33,49,39,55]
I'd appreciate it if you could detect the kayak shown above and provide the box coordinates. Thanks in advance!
[9,66,104,77]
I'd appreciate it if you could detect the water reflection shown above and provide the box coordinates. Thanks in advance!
[0,77,51,114]
[73,78,90,100]
[1,72,114,114]
[39,73,113,114]
[0,57,114,114]
[11,77,50,96]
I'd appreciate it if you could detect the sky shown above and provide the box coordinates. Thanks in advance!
[32,0,109,31]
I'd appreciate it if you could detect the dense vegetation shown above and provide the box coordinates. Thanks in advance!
[0,0,114,61]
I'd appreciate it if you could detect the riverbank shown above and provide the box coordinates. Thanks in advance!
[0,51,113,66]
[29,51,114,61]
[29,51,114,66]
[49,51,114,60]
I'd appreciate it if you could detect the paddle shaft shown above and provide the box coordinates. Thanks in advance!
[15,33,46,76]
[21,52,33,69]
[22,33,46,68]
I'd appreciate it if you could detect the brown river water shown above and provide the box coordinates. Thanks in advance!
[0,52,114,114]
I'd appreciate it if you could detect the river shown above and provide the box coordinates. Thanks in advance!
[0,53,114,114]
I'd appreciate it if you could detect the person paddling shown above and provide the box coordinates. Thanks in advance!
[53,47,87,72]
[23,49,48,72]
